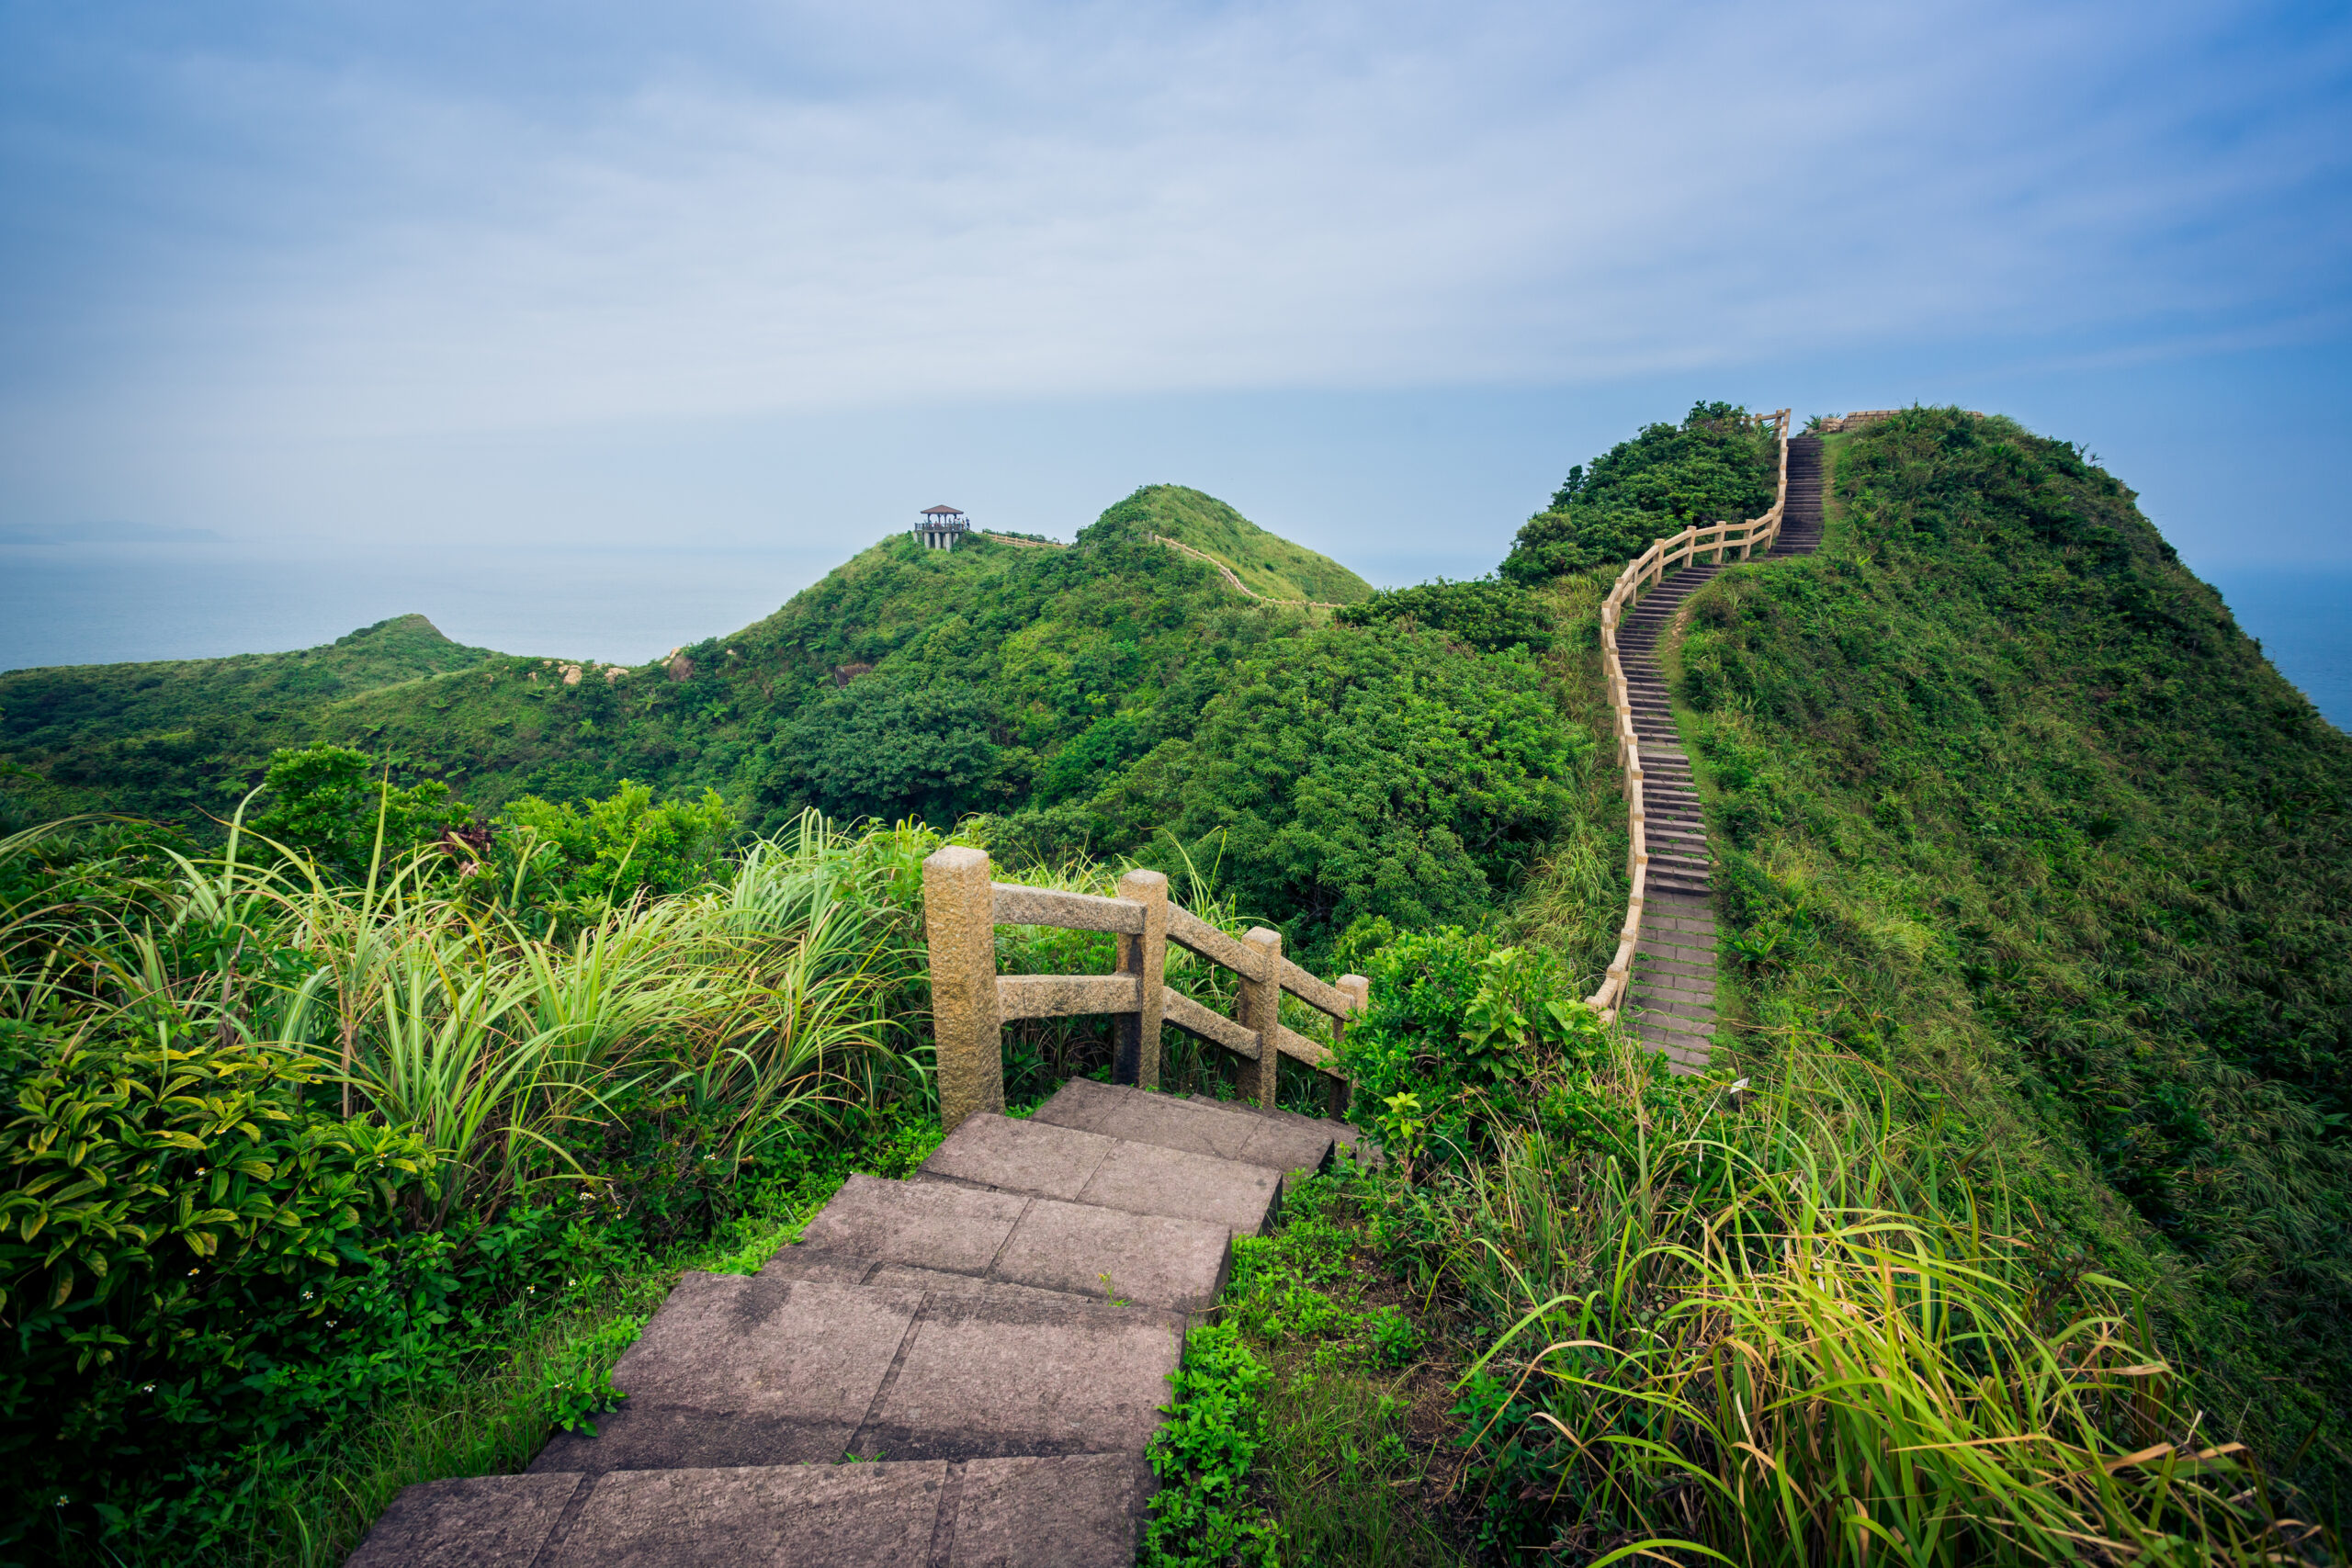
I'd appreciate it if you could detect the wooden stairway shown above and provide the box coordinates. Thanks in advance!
[1621,434,1826,1074]
[346,1079,1362,1567]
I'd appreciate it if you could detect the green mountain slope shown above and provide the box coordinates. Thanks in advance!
[0,493,1366,839]
[1094,484,1374,604]
[0,615,492,824]
[1672,410,2351,1486]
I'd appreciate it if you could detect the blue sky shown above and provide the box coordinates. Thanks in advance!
[3,0,2348,596]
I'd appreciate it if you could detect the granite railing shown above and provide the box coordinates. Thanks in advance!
[921,846,1365,1134]
[1585,409,1792,1021]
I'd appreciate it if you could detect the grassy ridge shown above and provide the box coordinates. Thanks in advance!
[1673,409,2351,1490]
[0,616,491,824]
[1096,484,1375,605]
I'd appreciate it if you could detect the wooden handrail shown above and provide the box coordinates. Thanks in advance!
[923,846,1366,1131]
[1584,409,1791,1021]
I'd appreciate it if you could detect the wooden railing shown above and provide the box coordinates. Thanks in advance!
[1585,409,1792,1021]
[922,847,1365,1133]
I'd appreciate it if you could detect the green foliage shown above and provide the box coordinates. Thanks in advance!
[250,743,473,879]
[494,778,737,920]
[1671,408,2352,1488]
[1142,1321,1280,1568]
[1115,626,1585,959]
[0,615,489,823]
[1500,400,1779,583]
[772,676,1004,826]
[1339,927,1611,1168]
[1385,1047,2327,1562]
[0,1015,435,1542]
[539,1314,641,1433]
[0,808,942,1559]
[1091,483,1374,605]
[1335,578,1555,654]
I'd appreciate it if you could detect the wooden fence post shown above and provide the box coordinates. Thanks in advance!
[1241,927,1282,1108]
[1114,868,1169,1089]
[923,845,1002,1134]
[1331,974,1370,1118]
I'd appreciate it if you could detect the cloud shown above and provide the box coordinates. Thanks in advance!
[1,0,2346,446]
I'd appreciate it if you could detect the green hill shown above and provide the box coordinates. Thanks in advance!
[1093,484,1374,604]
[0,494,1391,884]
[1670,410,2352,1496]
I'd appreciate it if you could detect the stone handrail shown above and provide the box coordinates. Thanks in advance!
[922,846,1366,1133]
[1585,409,1792,1021]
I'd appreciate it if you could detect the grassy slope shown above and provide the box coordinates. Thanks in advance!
[1672,410,2351,1486]
[0,615,493,828]
[0,496,1337,831]
[1093,484,1375,604]
[0,614,487,758]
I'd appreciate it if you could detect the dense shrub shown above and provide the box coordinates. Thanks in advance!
[1499,400,1778,583]
[1334,579,1555,654]
[1100,626,1584,959]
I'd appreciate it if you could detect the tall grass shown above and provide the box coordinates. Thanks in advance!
[1428,1043,2331,1564]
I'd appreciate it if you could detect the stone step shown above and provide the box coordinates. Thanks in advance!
[769,1171,1233,1312]
[529,1273,1183,1476]
[1181,1091,1384,1168]
[917,1111,1283,1236]
[1031,1077,1331,1181]
[352,1453,1151,1567]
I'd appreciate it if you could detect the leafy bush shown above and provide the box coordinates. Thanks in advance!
[249,743,471,879]
[0,1018,433,1536]
[494,778,737,924]
[769,676,1006,826]
[1109,626,1583,960]
[1338,926,1611,1169]
[1500,400,1778,583]
[1142,1322,1279,1567]
[1335,579,1555,654]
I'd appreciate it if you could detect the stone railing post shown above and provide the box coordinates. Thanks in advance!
[1330,974,1370,1118]
[922,845,1002,1134]
[1241,927,1282,1107]
[1114,868,1169,1089]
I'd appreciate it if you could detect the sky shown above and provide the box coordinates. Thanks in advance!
[3,0,2349,640]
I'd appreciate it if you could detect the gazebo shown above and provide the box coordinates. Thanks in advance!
[914,505,971,551]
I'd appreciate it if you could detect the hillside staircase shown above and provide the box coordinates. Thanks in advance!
[347,1079,1363,1567]
[1617,434,1825,1074]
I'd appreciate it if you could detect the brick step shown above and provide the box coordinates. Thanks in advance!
[352,1453,1151,1568]
[768,1170,1233,1312]
[529,1273,1182,1478]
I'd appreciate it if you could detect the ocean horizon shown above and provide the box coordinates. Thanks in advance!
[4,543,2347,733]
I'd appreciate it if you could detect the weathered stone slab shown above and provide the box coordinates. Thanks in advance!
[1074,1137,1281,1235]
[799,1174,1027,1276]
[345,1473,582,1568]
[549,1462,948,1566]
[918,1113,1112,1203]
[851,1290,1183,1462]
[530,1275,922,1474]
[1185,1095,1385,1169]
[1035,1079,1331,1178]
[946,1454,1154,1568]
[990,1196,1231,1311]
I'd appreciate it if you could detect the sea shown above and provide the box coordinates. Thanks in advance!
[3,546,2348,735]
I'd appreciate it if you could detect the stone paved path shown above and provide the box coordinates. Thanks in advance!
[347,1081,1361,1568]
[1618,434,1825,1075]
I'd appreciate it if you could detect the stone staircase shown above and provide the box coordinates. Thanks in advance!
[1618,434,1826,1074]
[347,1078,1364,1567]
